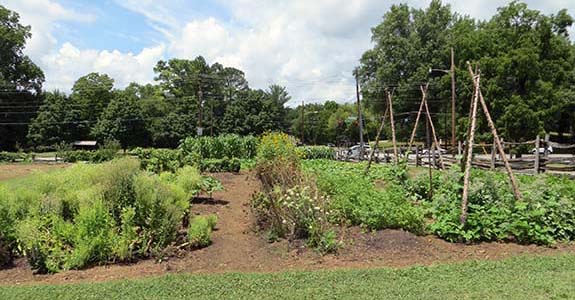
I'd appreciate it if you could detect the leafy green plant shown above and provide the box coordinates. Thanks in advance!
[419,167,575,245]
[179,134,258,161]
[297,146,335,160]
[188,215,215,248]
[303,160,425,234]
[200,157,241,173]
[131,148,184,173]
[0,151,31,162]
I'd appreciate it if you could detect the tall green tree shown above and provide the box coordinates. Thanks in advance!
[70,72,114,119]
[0,5,44,150]
[0,5,44,92]
[358,0,575,144]
[91,91,148,149]
[27,91,82,146]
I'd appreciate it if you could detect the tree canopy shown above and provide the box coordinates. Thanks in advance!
[358,0,575,143]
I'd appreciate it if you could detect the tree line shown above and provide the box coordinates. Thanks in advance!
[2,2,575,151]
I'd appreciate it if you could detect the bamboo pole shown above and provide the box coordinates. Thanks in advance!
[421,85,445,169]
[534,135,540,174]
[461,70,480,224]
[365,107,389,175]
[408,84,428,150]
[387,90,398,164]
[466,64,521,201]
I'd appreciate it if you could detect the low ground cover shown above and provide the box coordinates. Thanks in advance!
[305,159,575,246]
[1,254,574,299]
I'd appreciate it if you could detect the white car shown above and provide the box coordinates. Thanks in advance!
[531,146,553,154]
[420,148,447,155]
[346,145,371,159]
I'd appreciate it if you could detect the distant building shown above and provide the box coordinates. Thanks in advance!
[71,141,98,150]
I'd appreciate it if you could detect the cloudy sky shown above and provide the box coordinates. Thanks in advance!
[2,0,574,106]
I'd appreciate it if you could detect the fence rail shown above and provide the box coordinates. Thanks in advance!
[336,135,575,178]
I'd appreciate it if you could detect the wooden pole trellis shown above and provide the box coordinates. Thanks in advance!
[408,83,428,150]
[461,63,522,224]
[387,89,398,164]
[476,88,522,201]
[406,84,444,169]
[421,85,445,170]
[460,68,480,224]
[365,106,390,175]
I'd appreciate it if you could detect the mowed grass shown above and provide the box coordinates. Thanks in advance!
[2,255,575,300]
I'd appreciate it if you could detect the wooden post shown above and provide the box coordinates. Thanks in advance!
[451,47,457,154]
[534,135,540,174]
[428,144,433,200]
[468,64,522,202]
[387,90,398,164]
[356,75,365,160]
[421,85,445,169]
[490,141,496,170]
[408,84,428,150]
[458,141,462,156]
[365,108,389,175]
[198,77,203,136]
[461,69,480,224]
[301,100,304,143]
[544,133,550,158]
[415,145,420,167]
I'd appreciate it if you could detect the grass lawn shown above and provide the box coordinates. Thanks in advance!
[2,255,574,300]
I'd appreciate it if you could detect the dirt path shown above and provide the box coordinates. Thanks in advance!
[1,171,574,285]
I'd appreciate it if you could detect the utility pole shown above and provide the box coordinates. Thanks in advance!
[356,74,365,159]
[450,47,457,153]
[301,100,304,144]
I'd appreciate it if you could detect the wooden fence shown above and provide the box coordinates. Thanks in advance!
[337,135,575,177]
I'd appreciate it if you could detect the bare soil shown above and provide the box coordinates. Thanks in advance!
[1,171,574,286]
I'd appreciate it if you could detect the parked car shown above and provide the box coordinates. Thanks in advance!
[531,146,553,154]
[346,144,372,159]
[420,148,447,155]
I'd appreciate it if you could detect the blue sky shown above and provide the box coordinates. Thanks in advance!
[2,0,575,106]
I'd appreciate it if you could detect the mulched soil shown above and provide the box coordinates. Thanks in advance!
[1,171,574,286]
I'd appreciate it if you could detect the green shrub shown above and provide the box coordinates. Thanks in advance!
[200,157,241,173]
[0,158,221,273]
[420,168,575,245]
[132,172,189,256]
[179,134,258,161]
[255,132,302,191]
[0,204,16,267]
[131,148,184,173]
[0,151,31,162]
[188,216,215,248]
[113,207,138,262]
[66,201,118,270]
[206,214,218,230]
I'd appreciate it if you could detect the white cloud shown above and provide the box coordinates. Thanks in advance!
[2,0,95,59]
[4,0,575,104]
[165,0,383,105]
[3,0,165,92]
[40,43,165,91]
